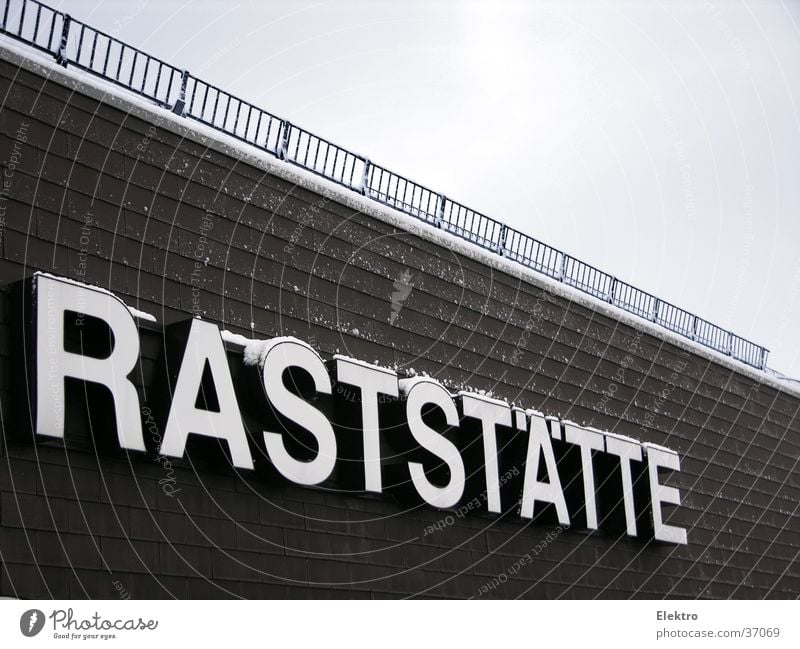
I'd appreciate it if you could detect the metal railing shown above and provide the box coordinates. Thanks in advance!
[0,0,770,370]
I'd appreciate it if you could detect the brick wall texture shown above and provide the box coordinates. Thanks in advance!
[0,52,798,599]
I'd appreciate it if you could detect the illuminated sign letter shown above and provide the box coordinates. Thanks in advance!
[34,273,145,451]
[334,356,398,493]
[161,319,254,469]
[644,444,688,545]
[402,378,465,508]
[564,421,604,530]
[604,432,643,537]
[460,392,512,513]
[519,410,569,526]
[261,339,336,485]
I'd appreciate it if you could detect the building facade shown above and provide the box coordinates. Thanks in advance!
[0,38,798,599]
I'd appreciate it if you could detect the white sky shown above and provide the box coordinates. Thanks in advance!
[55,0,800,377]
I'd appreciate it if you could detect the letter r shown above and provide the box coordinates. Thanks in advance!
[34,273,145,451]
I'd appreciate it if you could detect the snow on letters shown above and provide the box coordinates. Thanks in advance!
[27,272,688,545]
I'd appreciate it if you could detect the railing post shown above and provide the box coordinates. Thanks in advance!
[497,225,508,256]
[360,158,371,196]
[277,120,291,160]
[690,316,697,341]
[435,194,446,229]
[55,14,71,67]
[171,69,189,116]
[608,277,616,304]
[559,254,567,281]
[651,298,660,322]
[760,347,768,370]
[725,331,733,356]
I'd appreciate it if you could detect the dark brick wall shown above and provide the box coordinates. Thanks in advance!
[0,50,798,599]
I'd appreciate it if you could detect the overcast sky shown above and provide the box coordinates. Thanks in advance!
[54,0,800,377]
